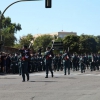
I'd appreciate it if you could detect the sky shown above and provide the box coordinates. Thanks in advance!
[0,0,100,40]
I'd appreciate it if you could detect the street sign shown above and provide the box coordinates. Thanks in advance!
[52,41,63,50]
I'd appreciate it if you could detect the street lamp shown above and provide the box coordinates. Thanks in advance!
[0,0,42,28]
[0,0,42,52]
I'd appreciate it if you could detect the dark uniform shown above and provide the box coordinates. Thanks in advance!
[30,54,35,73]
[44,47,54,78]
[73,54,78,71]
[86,54,89,69]
[91,54,95,71]
[88,54,92,71]
[94,54,99,70]
[53,55,58,71]
[98,54,100,69]
[6,54,11,73]
[10,54,18,74]
[19,45,30,82]
[81,55,86,73]
[34,55,38,72]
[37,56,43,71]
[57,54,62,71]
[62,51,70,75]
[18,54,22,75]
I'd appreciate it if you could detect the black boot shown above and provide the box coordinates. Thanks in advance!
[51,72,53,77]
[22,80,25,82]
[45,75,48,78]
[27,77,29,81]
[27,78,29,81]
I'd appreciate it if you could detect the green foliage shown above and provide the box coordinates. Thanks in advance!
[79,35,97,53]
[17,34,100,54]
[94,36,100,52]
[0,11,22,47]
[63,35,79,53]
[1,16,21,33]
[54,37,63,42]
[19,34,34,48]
[14,33,100,54]
[54,35,58,40]
[13,43,21,49]
[33,34,53,52]
[62,34,98,53]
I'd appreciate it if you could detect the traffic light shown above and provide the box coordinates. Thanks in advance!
[45,0,52,8]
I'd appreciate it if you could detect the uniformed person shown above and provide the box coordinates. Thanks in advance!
[94,54,99,70]
[18,53,22,75]
[44,47,54,78]
[42,56,46,71]
[10,53,18,74]
[77,55,80,71]
[62,50,70,75]
[57,54,62,71]
[88,53,92,71]
[91,54,95,71]
[53,54,58,71]
[98,54,100,69]
[70,54,73,70]
[72,53,78,71]
[81,55,86,73]
[6,53,11,73]
[15,53,19,74]
[19,45,30,82]
[37,55,42,71]
[34,55,38,72]
[30,54,35,73]
[86,54,89,69]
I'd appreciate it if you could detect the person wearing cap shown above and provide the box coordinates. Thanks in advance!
[72,53,78,71]
[10,53,18,74]
[44,47,54,78]
[18,53,22,75]
[20,45,30,82]
[62,50,70,75]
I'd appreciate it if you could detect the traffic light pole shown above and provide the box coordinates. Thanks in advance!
[0,0,51,52]
[0,0,51,35]
[0,0,42,29]
[0,0,41,51]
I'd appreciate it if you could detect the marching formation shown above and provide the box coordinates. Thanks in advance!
[0,45,100,82]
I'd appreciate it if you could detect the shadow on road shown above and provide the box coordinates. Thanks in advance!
[0,78,16,79]
[30,81,57,82]
[54,76,76,79]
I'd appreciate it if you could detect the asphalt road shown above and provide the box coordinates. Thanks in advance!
[0,70,100,100]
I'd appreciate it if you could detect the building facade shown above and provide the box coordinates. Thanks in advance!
[33,31,77,39]
[58,31,77,38]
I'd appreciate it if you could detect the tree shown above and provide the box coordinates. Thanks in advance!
[79,35,97,53]
[93,35,100,53]
[0,11,22,46]
[54,37,63,42]
[63,35,79,53]
[19,34,34,48]
[54,35,58,40]
[33,34,53,52]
